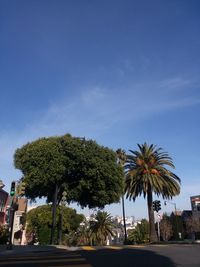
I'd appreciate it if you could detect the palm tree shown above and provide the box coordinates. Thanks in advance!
[116,148,127,243]
[90,211,115,245]
[76,219,91,246]
[125,143,181,242]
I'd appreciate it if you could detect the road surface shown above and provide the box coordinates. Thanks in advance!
[0,244,199,267]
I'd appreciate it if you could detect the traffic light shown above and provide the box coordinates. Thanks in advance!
[156,200,161,212]
[153,200,161,212]
[10,181,16,196]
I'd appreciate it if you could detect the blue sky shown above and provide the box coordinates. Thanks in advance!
[0,0,200,219]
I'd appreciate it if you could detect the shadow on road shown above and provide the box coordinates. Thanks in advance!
[81,247,177,267]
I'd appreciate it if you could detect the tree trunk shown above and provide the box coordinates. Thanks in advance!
[58,208,63,245]
[50,184,58,245]
[147,189,158,242]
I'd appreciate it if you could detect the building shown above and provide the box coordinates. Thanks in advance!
[12,198,28,245]
[190,195,200,212]
[0,188,9,224]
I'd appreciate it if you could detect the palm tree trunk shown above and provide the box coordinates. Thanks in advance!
[122,195,127,244]
[147,188,158,242]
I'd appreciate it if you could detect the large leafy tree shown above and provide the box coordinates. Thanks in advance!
[125,143,181,242]
[89,211,115,245]
[15,134,124,244]
[14,134,124,208]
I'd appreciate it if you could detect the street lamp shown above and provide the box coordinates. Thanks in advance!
[116,149,127,244]
[164,201,177,214]
[164,200,179,239]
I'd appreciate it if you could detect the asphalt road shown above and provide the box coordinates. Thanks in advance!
[81,245,200,267]
[0,245,199,267]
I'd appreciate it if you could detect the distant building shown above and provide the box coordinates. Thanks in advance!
[190,195,200,212]
[113,216,136,230]
[0,188,9,224]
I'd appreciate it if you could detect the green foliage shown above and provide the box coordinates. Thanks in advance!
[14,134,124,208]
[125,143,181,200]
[0,224,9,244]
[127,219,149,244]
[26,205,84,245]
[89,211,115,246]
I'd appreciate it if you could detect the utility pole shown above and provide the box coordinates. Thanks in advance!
[7,181,18,250]
[116,148,127,244]
[153,200,161,241]
[164,201,179,240]
[157,214,161,241]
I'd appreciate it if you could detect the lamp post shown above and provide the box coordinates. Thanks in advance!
[116,149,127,244]
[164,201,177,214]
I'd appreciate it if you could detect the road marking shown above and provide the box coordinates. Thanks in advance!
[58,265,91,267]
[81,246,96,251]
[0,258,86,264]
[0,252,92,267]
[0,253,83,261]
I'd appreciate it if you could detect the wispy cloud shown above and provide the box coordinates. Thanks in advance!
[158,77,192,91]
[0,76,199,190]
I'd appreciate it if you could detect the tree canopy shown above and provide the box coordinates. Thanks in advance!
[125,143,181,200]
[14,134,124,208]
[125,143,181,242]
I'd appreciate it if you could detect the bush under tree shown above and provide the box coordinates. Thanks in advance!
[26,205,84,245]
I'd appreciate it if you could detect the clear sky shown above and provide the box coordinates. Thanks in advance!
[0,0,200,219]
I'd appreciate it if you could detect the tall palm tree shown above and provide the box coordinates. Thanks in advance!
[125,143,181,242]
[90,211,115,245]
[116,148,127,243]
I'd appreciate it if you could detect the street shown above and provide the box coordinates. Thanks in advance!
[81,245,200,267]
[0,245,200,267]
